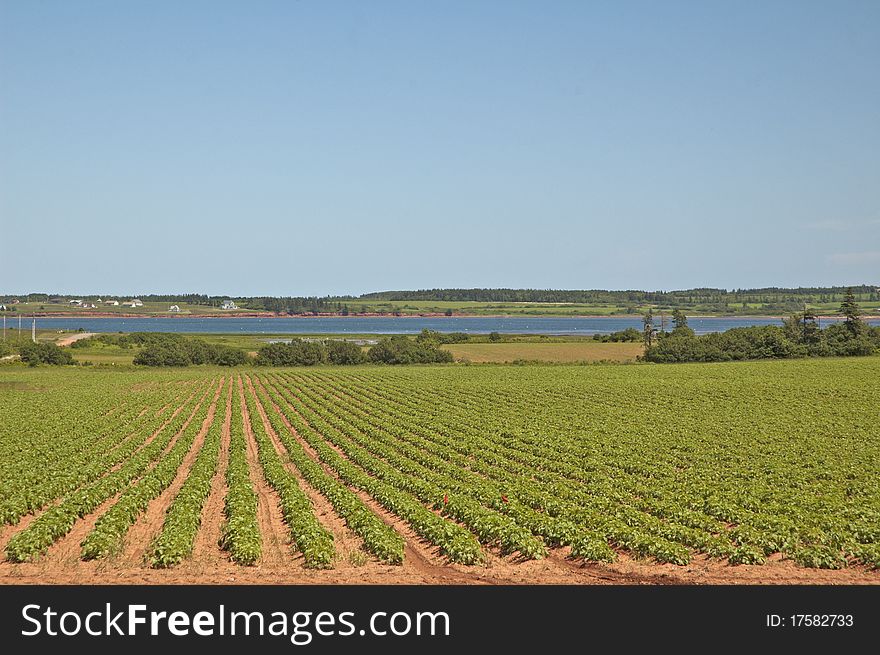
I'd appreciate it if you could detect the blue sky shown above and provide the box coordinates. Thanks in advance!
[2,1,878,296]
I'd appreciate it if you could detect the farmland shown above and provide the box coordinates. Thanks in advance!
[443,341,643,363]
[0,360,878,584]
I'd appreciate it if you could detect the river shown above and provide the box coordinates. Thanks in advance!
[18,315,879,336]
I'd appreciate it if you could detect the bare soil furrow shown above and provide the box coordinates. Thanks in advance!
[244,375,373,570]
[237,375,290,569]
[119,379,224,566]
[188,376,233,570]
[251,374,486,583]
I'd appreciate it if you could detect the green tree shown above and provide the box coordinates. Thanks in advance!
[325,339,366,365]
[839,288,865,337]
[670,309,694,336]
[643,309,656,347]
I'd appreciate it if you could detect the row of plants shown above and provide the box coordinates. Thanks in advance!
[315,366,879,568]
[258,376,484,564]
[6,381,214,562]
[148,380,229,567]
[272,373,547,559]
[248,377,405,564]
[218,380,262,565]
[79,381,221,559]
[240,377,336,569]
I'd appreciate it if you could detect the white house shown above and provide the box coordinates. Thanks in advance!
[221,300,238,310]
[125,299,144,307]
[105,300,119,306]
[69,299,83,305]
[169,305,181,313]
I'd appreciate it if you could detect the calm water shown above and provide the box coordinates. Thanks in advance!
[17,315,878,336]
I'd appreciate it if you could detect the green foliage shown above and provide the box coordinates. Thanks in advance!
[80,383,219,560]
[325,340,366,365]
[367,336,453,365]
[251,378,405,564]
[6,381,212,561]
[416,329,470,344]
[149,382,228,568]
[128,334,248,367]
[219,381,262,565]
[3,356,880,572]
[592,327,642,343]
[241,377,336,568]
[645,312,879,363]
[18,342,74,366]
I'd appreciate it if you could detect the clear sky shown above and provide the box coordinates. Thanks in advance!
[2,1,878,296]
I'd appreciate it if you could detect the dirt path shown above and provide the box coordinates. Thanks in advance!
[55,332,96,346]
[237,375,290,570]
[119,379,224,566]
[187,377,233,572]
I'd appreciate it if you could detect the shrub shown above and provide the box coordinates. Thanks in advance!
[325,340,366,365]
[367,336,453,364]
[18,342,74,366]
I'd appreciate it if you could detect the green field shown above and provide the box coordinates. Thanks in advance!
[443,341,643,363]
[0,358,878,583]
[58,333,644,366]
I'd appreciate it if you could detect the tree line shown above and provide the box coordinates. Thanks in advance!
[6,285,878,315]
[642,290,880,363]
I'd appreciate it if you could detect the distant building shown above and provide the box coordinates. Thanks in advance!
[169,305,181,312]
[105,300,119,306]
[221,300,238,310]
[69,299,83,305]
[125,299,144,307]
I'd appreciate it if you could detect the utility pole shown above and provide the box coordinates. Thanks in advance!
[32,315,36,343]
[18,314,22,341]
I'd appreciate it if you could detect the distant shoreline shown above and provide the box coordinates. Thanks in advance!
[7,311,880,320]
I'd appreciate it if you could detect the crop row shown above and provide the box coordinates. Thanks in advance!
[241,377,335,568]
[148,379,229,567]
[5,381,213,563]
[247,376,404,564]
[256,376,484,564]
[219,379,262,565]
[269,373,548,559]
[79,380,221,560]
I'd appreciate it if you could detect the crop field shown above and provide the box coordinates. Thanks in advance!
[0,359,878,585]
[443,341,643,363]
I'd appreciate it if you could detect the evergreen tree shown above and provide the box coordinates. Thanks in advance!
[670,308,695,337]
[839,288,864,336]
[672,309,688,330]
